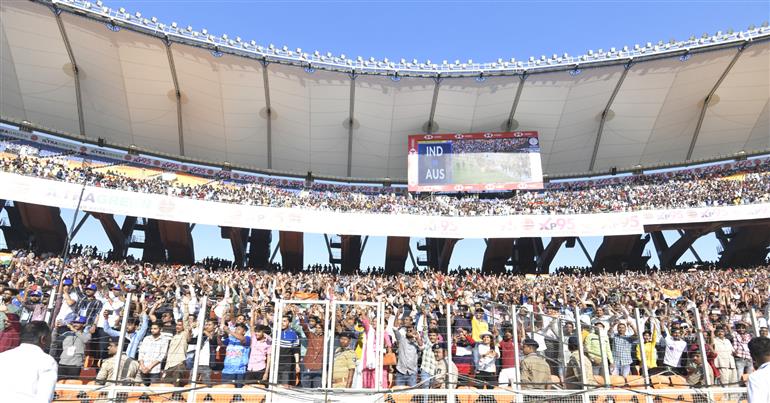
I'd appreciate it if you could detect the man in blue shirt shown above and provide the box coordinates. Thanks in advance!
[221,323,250,387]
[102,311,149,360]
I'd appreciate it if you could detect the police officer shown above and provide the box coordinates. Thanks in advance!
[520,338,551,392]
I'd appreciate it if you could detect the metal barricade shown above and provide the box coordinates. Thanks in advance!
[269,299,331,389]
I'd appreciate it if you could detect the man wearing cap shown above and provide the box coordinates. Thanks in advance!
[332,332,356,388]
[20,287,47,325]
[70,283,103,327]
[564,335,594,390]
[520,338,551,391]
[431,343,458,389]
[54,278,78,325]
[733,321,754,377]
[95,337,143,385]
[56,316,94,380]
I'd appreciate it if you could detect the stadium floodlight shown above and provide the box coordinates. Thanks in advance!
[357,56,363,62]
[529,56,535,62]
[510,57,516,63]
[540,55,546,61]
[401,58,407,64]
[346,59,353,66]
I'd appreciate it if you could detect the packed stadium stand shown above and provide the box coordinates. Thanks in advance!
[1,0,769,402]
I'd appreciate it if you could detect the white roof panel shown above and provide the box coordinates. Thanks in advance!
[171,46,227,162]
[692,42,770,159]
[639,48,736,165]
[1,1,768,181]
[548,67,625,174]
[268,63,311,172]
[308,70,350,177]
[351,76,431,179]
[1,2,79,135]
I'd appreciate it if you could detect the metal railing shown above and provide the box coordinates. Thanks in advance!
[44,297,759,402]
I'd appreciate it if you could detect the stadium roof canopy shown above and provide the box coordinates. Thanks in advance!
[1,0,769,183]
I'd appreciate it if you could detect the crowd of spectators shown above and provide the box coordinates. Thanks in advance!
[451,138,532,154]
[1,150,768,217]
[0,251,767,391]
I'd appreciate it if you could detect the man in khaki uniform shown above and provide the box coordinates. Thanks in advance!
[332,332,356,388]
[96,338,143,385]
[520,338,551,391]
[564,336,595,390]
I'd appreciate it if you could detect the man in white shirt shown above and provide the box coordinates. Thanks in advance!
[748,337,770,403]
[137,323,169,385]
[0,321,58,403]
[660,325,687,373]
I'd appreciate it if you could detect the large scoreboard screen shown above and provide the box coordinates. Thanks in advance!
[407,131,543,192]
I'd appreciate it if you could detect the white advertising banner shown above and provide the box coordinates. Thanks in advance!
[1,172,769,238]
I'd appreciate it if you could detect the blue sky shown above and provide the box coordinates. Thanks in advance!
[4,0,767,270]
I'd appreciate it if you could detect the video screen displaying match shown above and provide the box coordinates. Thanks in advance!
[407,132,543,192]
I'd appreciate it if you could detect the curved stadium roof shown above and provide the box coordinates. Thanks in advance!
[1,0,769,183]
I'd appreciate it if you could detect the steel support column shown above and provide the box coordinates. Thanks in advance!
[164,41,184,155]
[426,76,441,134]
[686,44,746,160]
[505,74,527,131]
[589,61,632,171]
[346,74,356,176]
[69,212,91,239]
[678,229,704,263]
[52,9,85,137]
[262,60,272,168]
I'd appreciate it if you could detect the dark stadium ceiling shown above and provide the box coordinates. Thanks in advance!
[1,0,769,183]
